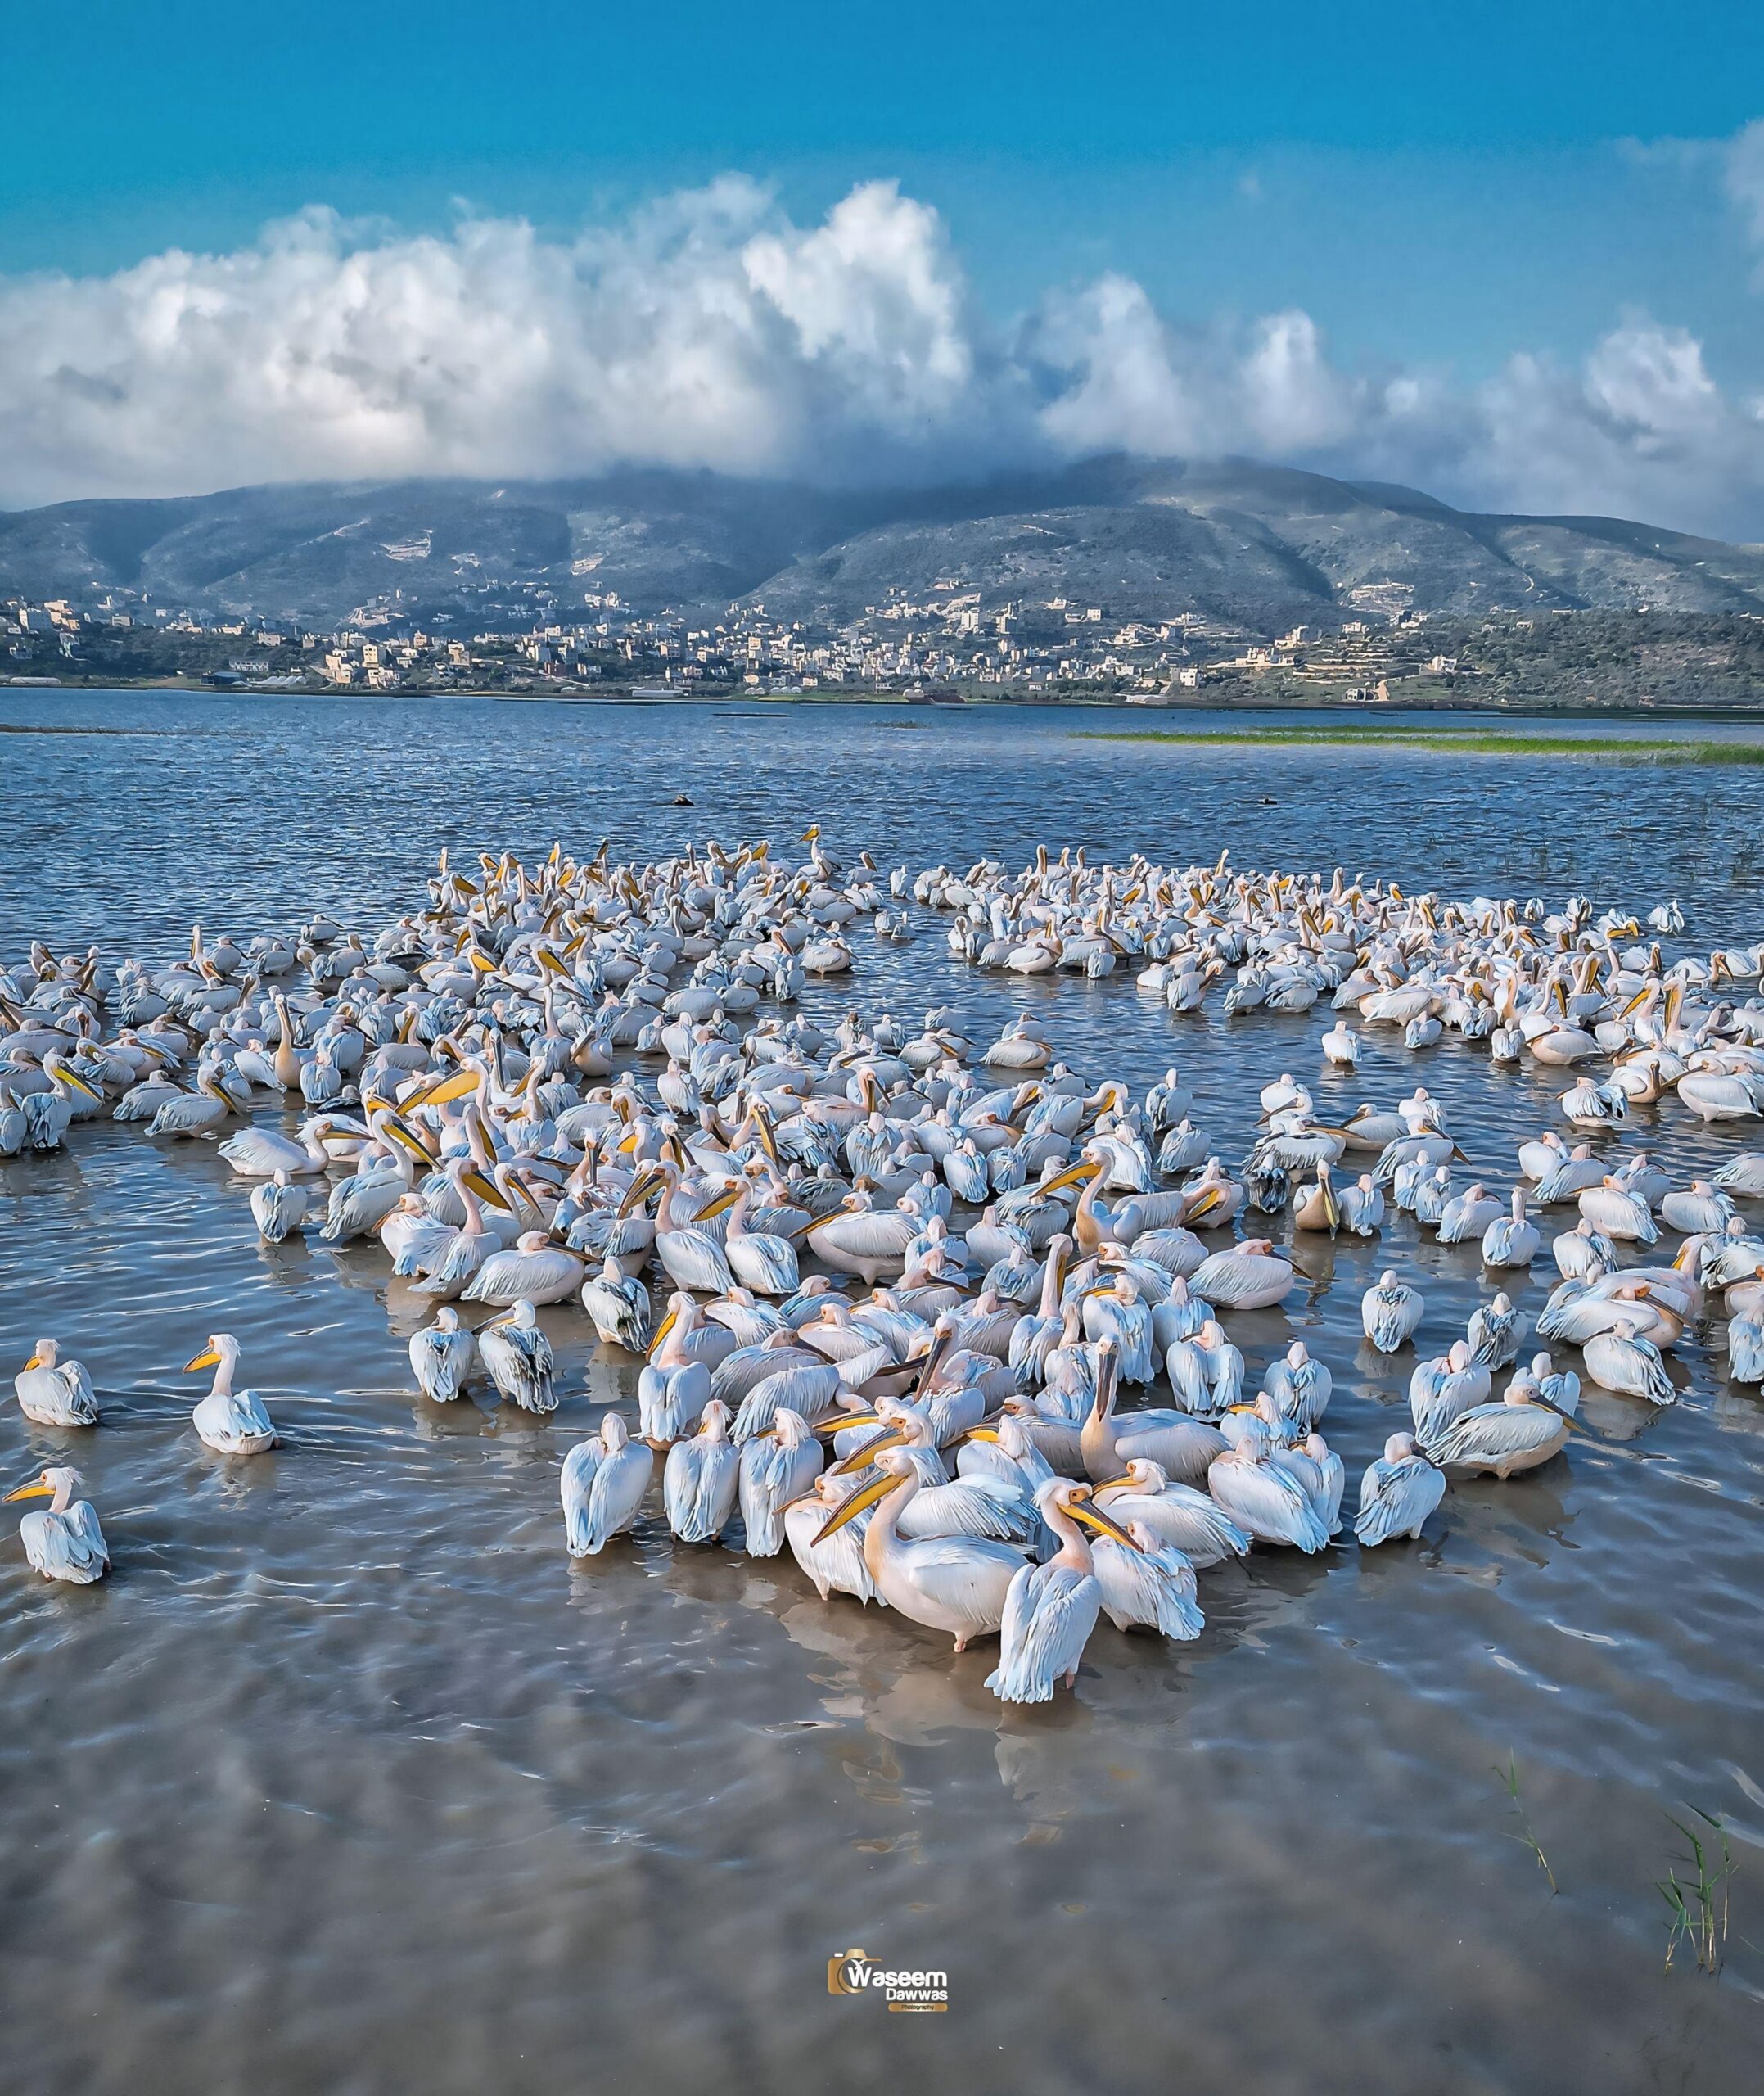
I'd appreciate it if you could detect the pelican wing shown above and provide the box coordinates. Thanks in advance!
[1429,1403,1560,1468]
[986,1562,1101,1701]
[1353,1457,1445,1545]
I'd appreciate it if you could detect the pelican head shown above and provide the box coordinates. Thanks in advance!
[184,1333,239,1374]
[5,1465,81,1506]
[813,1448,913,1543]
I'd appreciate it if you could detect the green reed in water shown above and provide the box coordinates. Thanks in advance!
[1658,1807,1735,1977]
[1494,1754,1558,1895]
[1077,728,1764,766]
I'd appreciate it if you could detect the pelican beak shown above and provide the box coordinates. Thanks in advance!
[185,1347,221,1372]
[814,1410,879,1438]
[693,1186,740,1223]
[3,1479,52,1502]
[813,1469,904,1543]
[383,1114,436,1163]
[413,1068,480,1108]
[1040,1158,1102,1198]
[616,1167,654,1217]
[832,1426,911,1475]
[1672,1240,1697,1272]
[960,1425,1001,1444]
[1320,1177,1340,1233]
[1067,1496,1139,1548]
[22,1349,43,1371]
[1620,986,1650,1019]
[538,949,572,981]
[1184,1186,1222,1221]
[646,1304,679,1360]
[462,1168,512,1213]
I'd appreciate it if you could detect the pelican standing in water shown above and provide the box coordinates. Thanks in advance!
[582,1254,652,1352]
[250,1169,310,1243]
[986,1480,1139,1702]
[663,1398,740,1543]
[737,1406,823,1556]
[409,1306,477,1402]
[814,1448,1024,1650]
[6,1466,110,1583]
[561,1414,654,1555]
[478,1301,557,1412]
[14,1339,99,1427]
[185,1335,278,1452]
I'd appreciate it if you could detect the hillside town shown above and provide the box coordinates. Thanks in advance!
[7,581,1764,708]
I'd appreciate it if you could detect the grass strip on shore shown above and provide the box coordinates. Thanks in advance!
[1076,725,1764,764]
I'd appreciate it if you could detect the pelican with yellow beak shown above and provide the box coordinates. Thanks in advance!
[986,1481,1139,1701]
[6,1466,110,1582]
[813,1448,1026,1651]
[185,1335,278,1453]
[15,1338,99,1427]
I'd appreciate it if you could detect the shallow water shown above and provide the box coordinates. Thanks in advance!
[2,690,1762,2094]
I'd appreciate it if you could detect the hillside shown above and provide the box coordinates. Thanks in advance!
[3,457,1762,635]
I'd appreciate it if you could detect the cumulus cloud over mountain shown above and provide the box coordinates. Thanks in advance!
[1,170,1761,536]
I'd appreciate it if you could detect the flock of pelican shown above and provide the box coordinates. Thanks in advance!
[3,833,1758,1702]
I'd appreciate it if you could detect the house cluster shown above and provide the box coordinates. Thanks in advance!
[4,576,1464,700]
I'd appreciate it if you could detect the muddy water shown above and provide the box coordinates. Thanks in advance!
[2,692,1760,2094]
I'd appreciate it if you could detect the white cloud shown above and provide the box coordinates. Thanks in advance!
[1,168,1763,539]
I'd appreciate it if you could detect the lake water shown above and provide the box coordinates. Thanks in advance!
[2,690,1762,2093]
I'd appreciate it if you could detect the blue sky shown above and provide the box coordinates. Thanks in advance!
[2,2,1762,529]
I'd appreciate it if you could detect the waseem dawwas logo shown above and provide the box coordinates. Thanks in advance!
[827,1948,950,2012]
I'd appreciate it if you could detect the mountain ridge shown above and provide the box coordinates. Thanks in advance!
[3,456,1762,635]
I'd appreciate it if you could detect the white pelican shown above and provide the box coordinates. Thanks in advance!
[479,1302,557,1412]
[663,1399,740,1543]
[147,1071,240,1140]
[639,1294,713,1439]
[1362,1271,1424,1352]
[1320,1020,1360,1068]
[802,1190,917,1284]
[1410,1341,1491,1446]
[1091,1520,1206,1638]
[785,1473,881,1602]
[25,1053,104,1149]
[5,1466,110,1583]
[250,1170,309,1243]
[954,1415,1057,1497]
[1354,1434,1446,1545]
[1466,1291,1522,1367]
[582,1255,652,1351]
[14,1339,98,1427]
[1726,1312,1764,1385]
[814,1450,1025,1651]
[218,1118,338,1177]
[409,1306,476,1402]
[653,1169,737,1294]
[1577,1179,1658,1245]
[185,1335,278,1452]
[1091,1457,1251,1565]
[1676,1069,1763,1123]
[737,1407,823,1556]
[1437,1182,1504,1245]
[1583,1321,1676,1404]
[1261,1340,1332,1434]
[1207,1418,1329,1550]
[1428,1385,1571,1475]
[1482,1190,1539,1268]
[717,1182,801,1297]
[562,1415,653,1555]
[1660,1181,1736,1236]
[1189,1238,1300,1310]
[463,1230,584,1308]
[985,1480,1136,1701]
[1081,1339,1227,1487]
